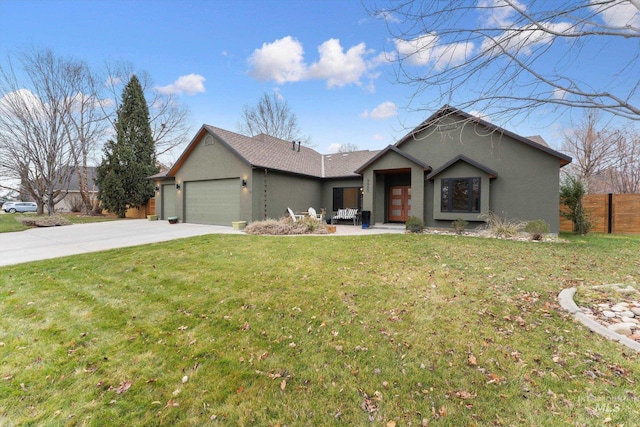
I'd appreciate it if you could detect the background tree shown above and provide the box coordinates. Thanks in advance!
[237,92,310,143]
[606,130,640,193]
[561,111,619,191]
[368,0,640,122]
[96,75,159,218]
[61,60,108,214]
[0,48,100,215]
[562,111,640,194]
[337,142,361,153]
[102,62,191,158]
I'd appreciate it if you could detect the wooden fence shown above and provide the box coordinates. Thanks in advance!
[560,194,640,235]
[125,198,156,219]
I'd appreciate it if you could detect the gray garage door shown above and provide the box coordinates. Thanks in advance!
[161,184,176,219]
[184,179,240,225]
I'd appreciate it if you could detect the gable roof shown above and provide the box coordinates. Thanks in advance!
[395,105,572,167]
[324,150,382,178]
[427,154,498,180]
[165,125,378,179]
[355,145,432,174]
[57,166,99,191]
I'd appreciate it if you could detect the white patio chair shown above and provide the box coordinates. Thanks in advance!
[308,207,323,221]
[287,207,304,222]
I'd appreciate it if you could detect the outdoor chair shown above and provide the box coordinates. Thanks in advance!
[287,207,304,222]
[308,207,323,221]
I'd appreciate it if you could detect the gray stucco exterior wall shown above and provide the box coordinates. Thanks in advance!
[398,117,562,231]
[252,169,322,220]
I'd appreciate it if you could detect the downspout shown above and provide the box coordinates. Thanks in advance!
[264,168,268,220]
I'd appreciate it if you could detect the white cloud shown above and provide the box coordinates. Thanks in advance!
[376,10,400,24]
[105,76,122,88]
[307,39,369,88]
[0,89,46,117]
[480,22,574,56]
[552,88,567,100]
[478,0,527,27]
[590,0,640,28]
[394,34,474,70]
[361,101,398,120]
[468,110,491,122]
[248,36,306,84]
[156,74,206,96]
[248,36,384,89]
[372,134,384,141]
[327,143,343,153]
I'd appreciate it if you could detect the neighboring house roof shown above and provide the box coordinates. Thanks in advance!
[355,145,432,174]
[427,155,498,180]
[64,166,98,191]
[525,135,549,147]
[165,125,378,179]
[395,105,572,167]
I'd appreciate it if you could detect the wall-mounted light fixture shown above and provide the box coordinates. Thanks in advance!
[155,186,160,192]
[175,183,181,190]
[241,179,247,187]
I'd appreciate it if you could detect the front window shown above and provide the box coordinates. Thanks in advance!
[333,187,362,211]
[441,177,480,213]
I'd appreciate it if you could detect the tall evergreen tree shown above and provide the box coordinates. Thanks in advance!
[96,75,159,218]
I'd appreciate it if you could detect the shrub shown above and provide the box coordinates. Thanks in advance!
[525,219,550,240]
[560,175,592,235]
[20,215,72,228]
[67,194,84,213]
[405,216,424,233]
[482,211,525,238]
[245,216,328,235]
[451,218,468,234]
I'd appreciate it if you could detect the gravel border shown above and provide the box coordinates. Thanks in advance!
[558,287,640,352]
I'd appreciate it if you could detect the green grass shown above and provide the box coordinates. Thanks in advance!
[1,232,639,426]
[0,213,117,233]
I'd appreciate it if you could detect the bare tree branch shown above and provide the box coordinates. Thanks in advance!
[237,92,311,144]
[367,0,640,121]
[0,48,90,214]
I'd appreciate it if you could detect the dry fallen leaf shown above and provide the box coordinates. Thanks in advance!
[455,390,476,399]
[280,379,286,392]
[467,354,477,366]
[116,380,132,394]
[360,397,378,413]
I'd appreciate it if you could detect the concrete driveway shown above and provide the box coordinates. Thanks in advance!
[0,219,404,267]
[0,219,244,267]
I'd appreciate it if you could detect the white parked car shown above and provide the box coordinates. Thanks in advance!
[1,201,37,213]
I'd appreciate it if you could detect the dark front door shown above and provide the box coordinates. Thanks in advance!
[388,186,411,222]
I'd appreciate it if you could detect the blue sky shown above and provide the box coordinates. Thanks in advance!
[1,0,638,160]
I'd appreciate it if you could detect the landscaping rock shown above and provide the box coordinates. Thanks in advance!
[607,323,635,336]
[602,311,617,318]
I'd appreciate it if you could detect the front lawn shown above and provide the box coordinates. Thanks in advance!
[0,213,117,233]
[1,233,639,426]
